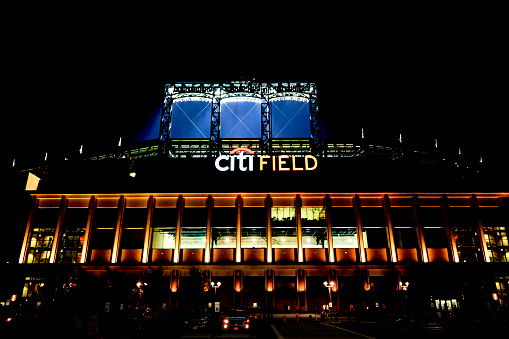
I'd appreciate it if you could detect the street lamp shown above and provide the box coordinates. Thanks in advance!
[323,281,335,309]
[210,281,221,295]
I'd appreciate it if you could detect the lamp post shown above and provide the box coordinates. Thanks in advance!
[323,281,335,309]
[210,281,221,296]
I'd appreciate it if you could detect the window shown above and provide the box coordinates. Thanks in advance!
[448,207,481,263]
[241,227,267,248]
[26,208,59,263]
[212,207,236,248]
[151,208,178,250]
[271,207,296,248]
[393,228,418,248]
[332,228,358,248]
[480,207,509,263]
[302,207,327,248]
[361,207,387,248]
[364,228,388,248]
[152,228,176,249]
[57,208,88,263]
[89,229,115,250]
[330,207,358,248]
[423,228,448,248]
[181,208,207,249]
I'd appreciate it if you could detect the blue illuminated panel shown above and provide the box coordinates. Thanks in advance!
[170,98,212,138]
[271,97,311,138]
[220,97,261,138]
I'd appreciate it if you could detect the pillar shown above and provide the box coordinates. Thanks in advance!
[80,196,96,263]
[205,195,213,263]
[174,195,184,263]
[142,195,154,263]
[50,196,68,263]
[266,195,273,263]
[383,195,397,263]
[412,195,429,263]
[111,195,125,264]
[325,195,334,262]
[471,194,490,262]
[297,269,307,311]
[236,195,242,263]
[296,194,303,263]
[442,195,459,263]
[354,195,366,262]
[265,269,274,308]
[19,196,38,264]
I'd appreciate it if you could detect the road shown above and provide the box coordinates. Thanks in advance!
[272,322,374,339]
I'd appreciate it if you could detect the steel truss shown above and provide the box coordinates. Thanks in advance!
[160,81,322,157]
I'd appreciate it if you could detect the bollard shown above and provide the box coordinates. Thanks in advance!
[283,315,286,323]
[309,314,312,322]
[296,314,299,323]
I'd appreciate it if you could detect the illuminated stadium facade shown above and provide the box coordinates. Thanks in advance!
[10,81,509,320]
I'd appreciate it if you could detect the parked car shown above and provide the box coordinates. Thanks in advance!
[222,309,250,332]
[183,309,211,331]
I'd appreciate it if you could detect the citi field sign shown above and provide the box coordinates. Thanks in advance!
[215,147,318,172]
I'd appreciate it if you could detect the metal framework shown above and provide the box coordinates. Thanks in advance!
[160,81,322,157]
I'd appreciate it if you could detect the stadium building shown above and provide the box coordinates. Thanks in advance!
[9,81,509,318]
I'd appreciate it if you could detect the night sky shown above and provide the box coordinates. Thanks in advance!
[5,23,506,171]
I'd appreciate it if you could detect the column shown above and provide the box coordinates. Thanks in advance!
[80,196,96,263]
[174,195,184,263]
[297,269,307,311]
[204,195,213,263]
[266,195,273,263]
[442,195,459,263]
[142,195,154,263]
[236,195,243,263]
[354,195,366,262]
[50,196,68,263]
[412,195,428,263]
[19,197,38,264]
[111,195,125,264]
[471,194,490,262]
[325,195,334,263]
[383,195,397,263]
[296,194,303,263]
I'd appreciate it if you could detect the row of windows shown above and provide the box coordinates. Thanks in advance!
[25,202,508,263]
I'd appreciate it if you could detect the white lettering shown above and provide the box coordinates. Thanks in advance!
[215,155,229,171]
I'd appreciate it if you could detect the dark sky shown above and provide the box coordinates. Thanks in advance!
[3,12,507,171]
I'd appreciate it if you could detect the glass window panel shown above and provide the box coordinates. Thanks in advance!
[241,227,267,248]
[242,207,266,228]
[302,207,327,248]
[180,227,206,249]
[122,208,148,228]
[152,208,178,228]
[393,228,418,248]
[93,208,118,229]
[120,229,145,249]
[449,207,481,262]
[271,207,296,248]
[213,208,236,228]
[360,208,385,228]
[364,228,388,248]
[89,229,115,249]
[423,228,448,248]
[419,207,445,228]
[332,228,358,248]
[330,208,356,228]
[390,208,415,228]
[212,227,236,248]
[151,227,176,249]
[183,208,207,228]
